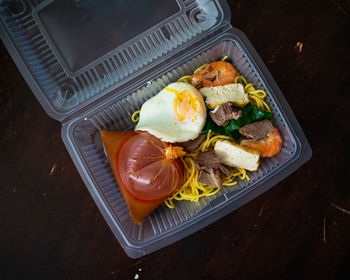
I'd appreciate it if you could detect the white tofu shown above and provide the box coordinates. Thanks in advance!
[199,83,249,109]
[214,140,260,171]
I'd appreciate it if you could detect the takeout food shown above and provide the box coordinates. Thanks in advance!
[101,58,283,224]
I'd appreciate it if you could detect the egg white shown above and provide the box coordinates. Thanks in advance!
[135,82,207,143]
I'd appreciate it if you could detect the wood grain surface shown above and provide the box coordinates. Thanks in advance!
[1,0,350,279]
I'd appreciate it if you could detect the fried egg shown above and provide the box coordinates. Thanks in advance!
[135,82,207,143]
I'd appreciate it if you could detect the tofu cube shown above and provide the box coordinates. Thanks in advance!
[199,83,249,109]
[214,140,260,171]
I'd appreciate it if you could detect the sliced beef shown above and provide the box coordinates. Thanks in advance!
[195,151,231,187]
[179,134,206,153]
[195,151,221,169]
[239,119,275,140]
[209,102,242,126]
[219,164,231,177]
[198,168,222,188]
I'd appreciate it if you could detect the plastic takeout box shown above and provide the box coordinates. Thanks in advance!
[1,0,311,258]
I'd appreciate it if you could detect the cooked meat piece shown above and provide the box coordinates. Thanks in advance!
[239,119,275,140]
[179,134,206,153]
[219,164,231,177]
[195,151,222,170]
[195,152,231,187]
[209,102,242,126]
[198,168,223,188]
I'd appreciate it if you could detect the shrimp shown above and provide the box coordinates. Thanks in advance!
[191,61,237,88]
[240,129,283,157]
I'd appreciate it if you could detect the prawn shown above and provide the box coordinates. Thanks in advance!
[191,61,237,88]
[240,129,283,157]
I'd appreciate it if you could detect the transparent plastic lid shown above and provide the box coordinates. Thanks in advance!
[0,0,230,120]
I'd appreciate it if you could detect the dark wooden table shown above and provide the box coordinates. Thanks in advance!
[1,0,350,279]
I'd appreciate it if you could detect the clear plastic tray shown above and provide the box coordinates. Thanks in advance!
[1,0,311,258]
[0,0,230,120]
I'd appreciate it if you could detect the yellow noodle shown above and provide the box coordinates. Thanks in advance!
[177,75,192,83]
[234,76,271,112]
[223,181,238,186]
[164,199,175,209]
[234,75,247,85]
[131,110,140,122]
[165,132,249,208]
[193,63,208,74]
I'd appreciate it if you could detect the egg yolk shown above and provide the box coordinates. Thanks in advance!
[165,87,202,122]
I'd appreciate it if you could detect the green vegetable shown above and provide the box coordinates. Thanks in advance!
[202,104,273,141]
